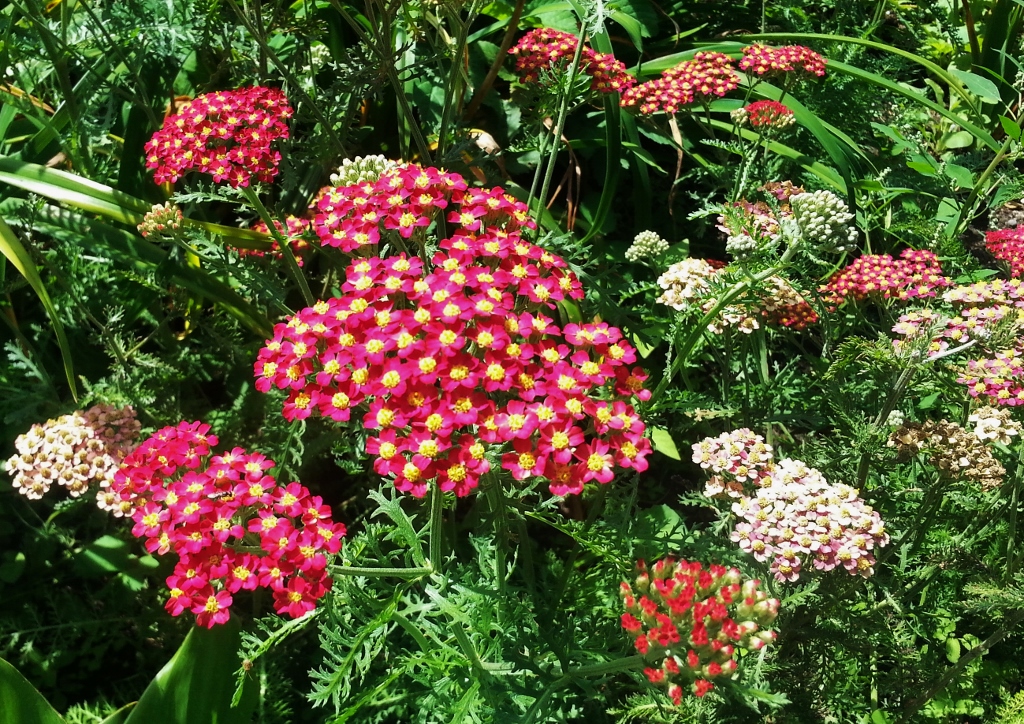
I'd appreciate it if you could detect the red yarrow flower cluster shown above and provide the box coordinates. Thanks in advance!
[739,44,827,78]
[239,216,312,266]
[621,52,739,115]
[620,558,779,703]
[110,421,346,627]
[508,28,635,93]
[821,249,951,306]
[144,86,293,187]
[985,227,1024,277]
[735,100,795,129]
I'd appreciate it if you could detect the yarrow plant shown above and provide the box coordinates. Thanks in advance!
[985,227,1024,277]
[137,202,184,240]
[6,404,139,502]
[621,51,739,115]
[257,164,651,498]
[889,419,1006,490]
[821,249,950,306]
[694,430,890,581]
[739,44,827,79]
[620,558,779,702]
[144,86,293,187]
[625,230,670,263]
[239,216,312,265]
[731,100,796,130]
[789,189,858,254]
[508,28,635,93]
[329,154,400,187]
[109,421,346,627]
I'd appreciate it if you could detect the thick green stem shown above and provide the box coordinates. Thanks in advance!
[241,186,315,307]
[331,565,432,579]
[429,485,446,574]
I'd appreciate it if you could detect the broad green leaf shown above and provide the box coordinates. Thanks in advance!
[945,636,962,662]
[943,163,975,188]
[942,130,975,149]
[1000,115,1022,141]
[906,161,938,176]
[0,657,66,724]
[949,68,1001,103]
[123,621,257,724]
[650,427,680,460]
[74,535,132,576]
[0,217,77,400]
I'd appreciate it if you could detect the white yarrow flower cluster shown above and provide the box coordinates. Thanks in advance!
[330,155,400,187]
[625,230,670,262]
[790,190,858,253]
[656,258,715,311]
[968,406,1022,445]
[6,405,140,504]
[725,232,759,259]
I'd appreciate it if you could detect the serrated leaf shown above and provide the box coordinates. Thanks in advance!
[650,427,680,460]
[0,657,66,724]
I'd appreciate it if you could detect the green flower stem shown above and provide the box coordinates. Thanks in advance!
[567,655,645,677]
[1006,443,1024,581]
[533,26,587,224]
[947,135,1016,240]
[241,186,316,308]
[482,474,510,602]
[435,1,478,159]
[331,565,433,579]
[429,485,446,574]
[653,241,801,400]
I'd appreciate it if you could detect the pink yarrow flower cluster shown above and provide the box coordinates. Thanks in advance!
[821,249,951,306]
[258,166,651,498]
[508,28,635,93]
[238,216,312,265]
[144,86,293,187]
[7,404,140,503]
[620,558,779,703]
[109,421,346,627]
[694,432,890,582]
[739,44,827,78]
[621,52,739,115]
[985,227,1024,277]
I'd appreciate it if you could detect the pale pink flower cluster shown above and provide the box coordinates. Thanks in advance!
[6,405,140,503]
[693,432,889,582]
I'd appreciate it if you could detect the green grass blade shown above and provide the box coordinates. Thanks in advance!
[0,657,66,724]
[581,32,624,243]
[0,216,77,400]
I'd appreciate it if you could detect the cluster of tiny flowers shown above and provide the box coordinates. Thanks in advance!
[985,227,1024,277]
[313,164,537,251]
[731,100,795,130]
[137,202,184,240]
[508,28,635,93]
[109,421,346,627]
[968,405,1022,445]
[258,168,651,499]
[656,258,715,311]
[694,432,889,581]
[691,428,775,498]
[7,405,140,502]
[751,276,818,331]
[621,52,739,115]
[959,349,1024,406]
[789,190,858,253]
[329,155,400,187]
[889,420,1005,490]
[739,44,827,78]
[762,181,805,202]
[144,86,293,187]
[237,216,312,266]
[820,249,950,306]
[620,558,779,702]
[718,200,784,256]
[625,230,670,262]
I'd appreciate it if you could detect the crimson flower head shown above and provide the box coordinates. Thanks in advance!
[509,28,635,94]
[110,421,345,628]
[985,227,1024,277]
[621,51,740,115]
[621,558,779,703]
[734,100,796,130]
[144,86,293,187]
[739,44,827,78]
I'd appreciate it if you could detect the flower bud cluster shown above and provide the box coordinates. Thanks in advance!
[137,202,184,240]
[968,405,1022,445]
[694,432,890,581]
[330,155,400,187]
[889,420,1005,490]
[144,86,293,187]
[620,558,779,703]
[985,227,1024,277]
[717,200,783,255]
[739,44,827,78]
[789,190,858,253]
[731,100,795,130]
[621,52,739,115]
[109,421,347,627]
[258,166,651,499]
[625,230,670,262]
[7,405,139,502]
[820,249,950,306]
[508,28,635,93]
[238,216,312,266]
